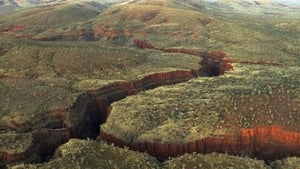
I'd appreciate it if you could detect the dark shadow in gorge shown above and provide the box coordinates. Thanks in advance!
[69,70,200,140]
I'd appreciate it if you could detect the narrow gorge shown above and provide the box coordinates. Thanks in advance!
[1,43,299,167]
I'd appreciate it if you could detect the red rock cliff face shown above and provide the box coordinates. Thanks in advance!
[240,126,300,160]
[100,126,300,161]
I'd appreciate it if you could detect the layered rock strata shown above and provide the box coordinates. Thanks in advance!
[100,126,300,161]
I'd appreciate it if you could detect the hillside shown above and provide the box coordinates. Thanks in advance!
[0,0,115,16]
[0,0,299,65]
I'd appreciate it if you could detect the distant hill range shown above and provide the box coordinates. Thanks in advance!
[0,0,298,16]
[0,0,299,15]
[0,0,117,16]
[0,0,299,54]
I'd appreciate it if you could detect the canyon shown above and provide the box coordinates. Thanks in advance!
[0,0,299,167]
[1,40,299,167]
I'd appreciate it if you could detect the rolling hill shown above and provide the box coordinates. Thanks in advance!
[0,0,114,16]
[0,0,299,65]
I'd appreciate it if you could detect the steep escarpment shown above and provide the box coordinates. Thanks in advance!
[100,126,300,161]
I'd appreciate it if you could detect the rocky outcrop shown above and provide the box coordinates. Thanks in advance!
[100,125,300,161]
[70,70,199,139]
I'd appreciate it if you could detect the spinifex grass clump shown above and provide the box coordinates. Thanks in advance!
[163,152,268,169]
[280,157,300,168]
[0,133,32,155]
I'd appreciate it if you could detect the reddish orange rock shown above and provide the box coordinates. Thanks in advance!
[100,126,300,160]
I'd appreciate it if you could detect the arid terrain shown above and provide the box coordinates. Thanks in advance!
[0,0,300,168]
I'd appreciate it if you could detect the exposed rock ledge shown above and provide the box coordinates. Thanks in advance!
[100,125,300,161]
